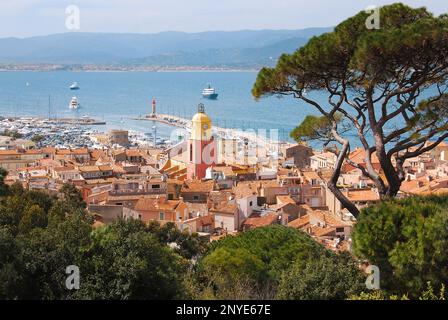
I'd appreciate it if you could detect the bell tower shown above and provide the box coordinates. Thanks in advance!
[187,103,216,179]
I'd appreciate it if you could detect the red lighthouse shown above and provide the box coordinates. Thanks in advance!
[150,98,156,118]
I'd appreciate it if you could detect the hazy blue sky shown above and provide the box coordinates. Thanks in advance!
[0,0,446,38]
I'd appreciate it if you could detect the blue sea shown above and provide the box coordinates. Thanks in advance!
[0,71,442,147]
[0,71,322,142]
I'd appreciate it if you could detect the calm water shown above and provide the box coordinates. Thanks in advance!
[1,71,439,146]
[0,71,322,142]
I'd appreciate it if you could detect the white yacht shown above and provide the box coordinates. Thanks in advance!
[202,84,218,100]
[70,82,80,90]
[69,97,79,110]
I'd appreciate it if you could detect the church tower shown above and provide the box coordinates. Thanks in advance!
[187,103,216,179]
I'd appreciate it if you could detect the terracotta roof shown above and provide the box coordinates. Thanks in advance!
[181,180,215,193]
[72,148,89,155]
[209,190,233,205]
[401,177,448,195]
[98,165,113,171]
[78,166,100,172]
[276,195,296,205]
[242,213,279,228]
[261,180,283,189]
[24,149,43,155]
[301,170,321,181]
[41,147,56,154]
[211,165,235,176]
[312,226,337,237]
[183,201,209,217]
[78,165,112,172]
[232,181,260,198]
[135,197,180,211]
[53,165,76,172]
[345,188,380,202]
[0,150,20,155]
[210,203,238,215]
[349,147,379,164]
[288,209,351,229]
[125,149,141,157]
[90,149,108,161]
[56,149,71,155]
[288,215,310,229]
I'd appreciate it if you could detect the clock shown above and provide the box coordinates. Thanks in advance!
[203,124,208,130]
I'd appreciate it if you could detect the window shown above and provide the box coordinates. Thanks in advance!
[159,212,165,220]
[193,195,199,201]
[152,184,160,189]
[336,227,345,233]
[249,201,253,206]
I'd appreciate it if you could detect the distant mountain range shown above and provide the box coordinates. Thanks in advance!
[0,28,332,68]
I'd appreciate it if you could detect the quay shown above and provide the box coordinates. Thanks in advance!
[1,116,106,126]
[134,114,187,129]
[51,118,106,125]
[134,113,283,153]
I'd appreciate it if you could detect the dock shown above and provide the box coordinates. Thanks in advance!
[134,113,282,153]
[134,114,188,129]
[53,118,107,125]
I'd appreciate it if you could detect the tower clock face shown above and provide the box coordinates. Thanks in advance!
[203,124,208,130]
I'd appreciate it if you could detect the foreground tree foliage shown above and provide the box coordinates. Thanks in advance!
[253,3,448,217]
[277,252,365,300]
[350,282,446,300]
[0,183,199,300]
[193,225,364,300]
[74,219,187,300]
[3,176,448,299]
[352,195,448,298]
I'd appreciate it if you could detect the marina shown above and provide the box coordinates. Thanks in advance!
[0,116,107,149]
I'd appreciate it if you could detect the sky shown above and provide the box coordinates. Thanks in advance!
[0,0,446,38]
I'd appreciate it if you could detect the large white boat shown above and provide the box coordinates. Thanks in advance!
[69,97,79,110]
[202,84,218,100]
[70,82,80,90]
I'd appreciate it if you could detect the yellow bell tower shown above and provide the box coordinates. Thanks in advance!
[190,103,212,140]
[187,103,216,179]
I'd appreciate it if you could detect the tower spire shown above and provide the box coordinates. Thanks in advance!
[198,103,205,113]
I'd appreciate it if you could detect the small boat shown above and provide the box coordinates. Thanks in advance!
[202,84,218,100]
[69,97,79,110]
[70,82,80,90]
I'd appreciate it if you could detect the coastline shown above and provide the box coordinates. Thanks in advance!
[0,65,261,73]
